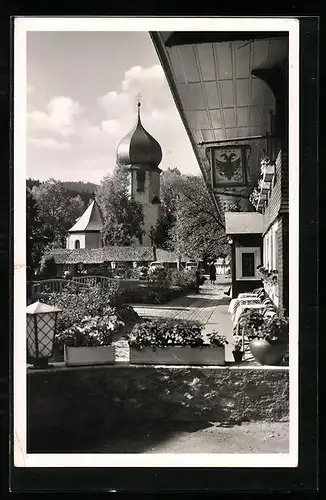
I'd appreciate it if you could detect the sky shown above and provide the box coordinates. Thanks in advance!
[26,31,200,184]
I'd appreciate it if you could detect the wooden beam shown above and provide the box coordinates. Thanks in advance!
[164,31,288,47]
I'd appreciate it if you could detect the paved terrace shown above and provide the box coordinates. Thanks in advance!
[114,276,256,364]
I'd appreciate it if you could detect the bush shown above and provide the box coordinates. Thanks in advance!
[39,256,57,278]
[124,267,142,279]
[148,267,170,288]
[169,269,197,289]
[128,318,205,350]
[121,286,184,304]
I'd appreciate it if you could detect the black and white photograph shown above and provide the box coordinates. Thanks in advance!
[14,17,300,468]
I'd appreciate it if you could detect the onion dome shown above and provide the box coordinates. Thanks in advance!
[116,101,162,169]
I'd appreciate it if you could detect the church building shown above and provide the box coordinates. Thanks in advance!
[44,101,187,273]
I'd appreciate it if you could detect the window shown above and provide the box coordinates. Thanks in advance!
[241,253,255,277]
[235,247,261,280]
[75,240,80,249]
[136,171,145,192]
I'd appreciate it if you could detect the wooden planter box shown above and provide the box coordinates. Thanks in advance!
[129,346,225,366]
[64,345,115,367]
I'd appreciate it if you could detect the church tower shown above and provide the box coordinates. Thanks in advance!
[116,101,163,246]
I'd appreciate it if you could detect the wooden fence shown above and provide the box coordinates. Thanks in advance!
[28,275,119,300]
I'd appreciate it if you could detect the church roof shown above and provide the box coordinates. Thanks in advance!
[68,199,103,233]
[47,247,155,264]
[116,102,162,170]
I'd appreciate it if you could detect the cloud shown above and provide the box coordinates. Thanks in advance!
[27,96,83,137]
[122,64,165,92]
[27,63,199,182]
[28,137,71,150]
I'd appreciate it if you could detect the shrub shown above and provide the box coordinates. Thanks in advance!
[169,269,197,289]
[47,282,123,334]
[121,286,185,304]
[39,256,57,278]
[148,267,170,288]
[128,318,205,350]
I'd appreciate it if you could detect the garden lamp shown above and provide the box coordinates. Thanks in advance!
[26,301,62,369]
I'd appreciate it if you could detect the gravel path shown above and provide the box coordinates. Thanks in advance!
[112,279,259,364]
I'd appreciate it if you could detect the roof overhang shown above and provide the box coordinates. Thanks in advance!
[150,31,288,225]
[225,212,263,235]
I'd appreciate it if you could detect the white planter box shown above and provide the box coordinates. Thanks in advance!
[129,346,225,366]
[64,345,115,366]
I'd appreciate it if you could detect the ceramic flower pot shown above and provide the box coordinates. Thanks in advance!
[249,339,287,365]
[232,350,244,363]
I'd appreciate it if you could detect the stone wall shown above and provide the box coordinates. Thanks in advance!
[27,364,289,452]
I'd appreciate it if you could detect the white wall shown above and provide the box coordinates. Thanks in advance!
[66,233,86,249]
[263,221,279,270]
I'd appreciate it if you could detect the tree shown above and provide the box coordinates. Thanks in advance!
[26,187,47,276]
[31,179,84,247]
[151,167,182,249]
[96,166,144,246]
[162,174,229,262]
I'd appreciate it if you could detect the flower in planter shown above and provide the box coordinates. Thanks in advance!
[56,311,125,348]
[260,156,271,173]
[232,336,243,352]
[206,331,229,348]
[128,318,205,350]
[240,309,265,339]
[258,315,289,344]
[249,188,260,206]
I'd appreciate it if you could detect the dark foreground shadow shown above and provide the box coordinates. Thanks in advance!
[28,420,218,454]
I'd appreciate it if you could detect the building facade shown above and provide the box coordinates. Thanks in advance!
[151,31,289,314]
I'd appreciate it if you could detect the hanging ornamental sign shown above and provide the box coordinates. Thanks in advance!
[207,145,251,189]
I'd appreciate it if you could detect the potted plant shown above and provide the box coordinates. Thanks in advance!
[231,336,244,362]
[247,313,289,366]
[56,309,125,366]
[128,319,228,366]
[249,188,260,207]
